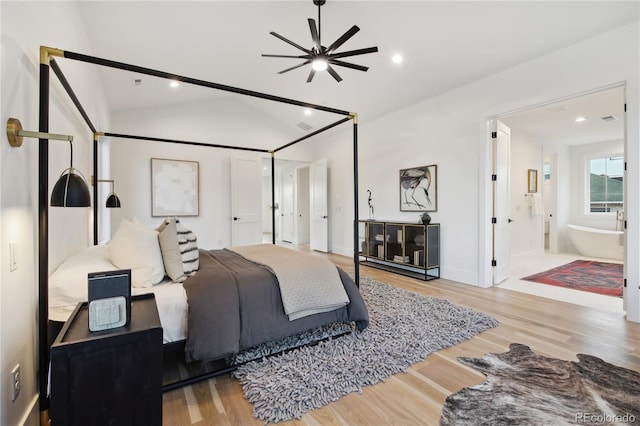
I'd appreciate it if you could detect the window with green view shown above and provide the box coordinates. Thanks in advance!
[589,156,623,213]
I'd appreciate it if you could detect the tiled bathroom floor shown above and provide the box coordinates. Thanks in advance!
[496,251,624,313]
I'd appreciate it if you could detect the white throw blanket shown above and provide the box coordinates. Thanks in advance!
[229,244,350,321]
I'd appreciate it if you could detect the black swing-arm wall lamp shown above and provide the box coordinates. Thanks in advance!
[91,176,122,208]
[6,117,91,207]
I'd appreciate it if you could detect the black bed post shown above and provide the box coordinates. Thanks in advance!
[271,152,276,244]
[38,47,51,426]
[93,134,99,245]
[351,113,360,287]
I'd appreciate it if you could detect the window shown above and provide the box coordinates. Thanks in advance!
[588,156,623,213]
[543,163,551,181]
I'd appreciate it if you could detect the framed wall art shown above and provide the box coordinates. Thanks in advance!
[151,158,199,217]
[400,164,437,212]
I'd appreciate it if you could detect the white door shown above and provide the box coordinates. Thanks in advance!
[281,170,295,243]
[295,165,310,245]
[231,156,262,246]
[310,159,328,252]
[492,120,511,284]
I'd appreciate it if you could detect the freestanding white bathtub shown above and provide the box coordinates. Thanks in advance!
[567,224,624,261]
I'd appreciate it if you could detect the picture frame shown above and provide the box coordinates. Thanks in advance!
[151,158,199,217]
[527,169,538,193]
[400,164,437,212]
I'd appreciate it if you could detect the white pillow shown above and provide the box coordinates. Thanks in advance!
[109,218,165,287]
[49,245,117,320]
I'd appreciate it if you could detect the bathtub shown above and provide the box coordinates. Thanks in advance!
[566,224,624,261]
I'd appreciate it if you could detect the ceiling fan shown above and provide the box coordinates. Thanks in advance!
[262,0,378,83]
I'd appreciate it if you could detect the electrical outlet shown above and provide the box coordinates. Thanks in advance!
[11,364,20,401]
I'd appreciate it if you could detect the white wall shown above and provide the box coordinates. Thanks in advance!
[508,129,544,259]
[1,2,110,425]
[313,22,639,321]
[111,98,315,247]
[543,146,572,253]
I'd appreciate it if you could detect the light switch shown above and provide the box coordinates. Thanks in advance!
[9,242,17,271]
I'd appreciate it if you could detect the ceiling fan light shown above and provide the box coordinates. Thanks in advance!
[312,57,328,71]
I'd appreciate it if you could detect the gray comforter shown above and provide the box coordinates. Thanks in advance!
[183,249,369,362]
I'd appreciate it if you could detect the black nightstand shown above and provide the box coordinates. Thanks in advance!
[50,293,163,426]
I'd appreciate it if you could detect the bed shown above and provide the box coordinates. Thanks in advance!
[37,45,363,421]
[49,217,369,364]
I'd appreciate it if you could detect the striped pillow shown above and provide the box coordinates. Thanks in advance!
[157,218,185,282]
[175,219,199,277]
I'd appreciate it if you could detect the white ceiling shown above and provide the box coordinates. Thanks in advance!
[73,1,638,143]
[500,86,625,148]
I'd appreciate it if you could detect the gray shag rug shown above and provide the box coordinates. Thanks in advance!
[439,343,640,426]
[232,276,499,423]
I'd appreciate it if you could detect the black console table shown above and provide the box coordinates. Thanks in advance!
[359,220,440,280]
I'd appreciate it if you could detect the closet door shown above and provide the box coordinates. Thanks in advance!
[310,159,328,252]
[280,170,295,243]
[231,156,262,246]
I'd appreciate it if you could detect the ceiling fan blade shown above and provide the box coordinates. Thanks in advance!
[308,19,320,51]
[325,25,360,54]
[269,31,313,54]
[329,46,378,59]
[329,59,369,72]
[277,60,312,74]
[326,65,343,82]
[307,69,316,83]
[262,54,313,59]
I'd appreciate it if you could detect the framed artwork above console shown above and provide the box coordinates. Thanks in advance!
[399,164,437,212]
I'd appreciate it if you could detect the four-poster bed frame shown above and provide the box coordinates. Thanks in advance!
[37,45,361,423]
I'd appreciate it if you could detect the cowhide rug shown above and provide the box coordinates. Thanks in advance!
[440,343,640,426]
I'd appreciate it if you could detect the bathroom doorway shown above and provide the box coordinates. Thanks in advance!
[494,84,626,312]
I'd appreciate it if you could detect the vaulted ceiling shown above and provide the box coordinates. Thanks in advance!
[74,1,638,143]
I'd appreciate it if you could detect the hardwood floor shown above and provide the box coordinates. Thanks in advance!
[162,252,640,425]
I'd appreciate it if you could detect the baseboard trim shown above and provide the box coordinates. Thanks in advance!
[18,394,39,426]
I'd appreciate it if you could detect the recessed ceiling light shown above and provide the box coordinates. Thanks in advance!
[575,116,587,123]
[170,81,180,88]
[392,54,403,64]
[304,109,312,116]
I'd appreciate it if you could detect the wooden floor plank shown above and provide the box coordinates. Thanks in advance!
[162,252,640,425]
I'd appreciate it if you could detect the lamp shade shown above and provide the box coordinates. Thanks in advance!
[105,193,121,208]
[51,168,91,207]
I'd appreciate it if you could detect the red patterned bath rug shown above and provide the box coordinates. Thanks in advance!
[522,260,623,297]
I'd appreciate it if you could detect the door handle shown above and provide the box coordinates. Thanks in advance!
[508,218,514,223]
[323,215,328,219]
[233,217,239,221]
